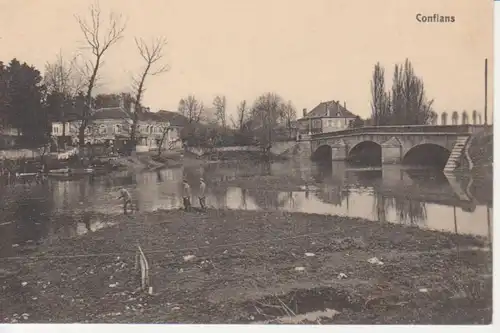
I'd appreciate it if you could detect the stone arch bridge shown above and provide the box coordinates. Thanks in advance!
[308,125,487,170]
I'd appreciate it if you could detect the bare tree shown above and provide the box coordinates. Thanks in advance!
[250,92,284,156]
[231,100,249,132]
[74,1,126,146]
[213,95,227,129]
[178,95,204,123]
[44,51,85,146]
[156,124,172,157]
[279,100,297,138]
[129,36,169,153]
[44,51,85,98]
[391,59,433,125]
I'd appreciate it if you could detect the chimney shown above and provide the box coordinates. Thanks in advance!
[302,108,307,117]
[343,101,346,109]
[119,96,125,109]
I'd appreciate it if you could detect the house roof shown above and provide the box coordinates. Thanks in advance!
[302,100,356,119]
[156,110,190,127]
[92,107,132,120]
[61,106,188,127]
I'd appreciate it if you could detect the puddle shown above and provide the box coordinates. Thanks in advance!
[243,287,362,324]
[256,308,340,324]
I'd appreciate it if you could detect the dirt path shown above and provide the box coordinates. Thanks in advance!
[0,209,492,324]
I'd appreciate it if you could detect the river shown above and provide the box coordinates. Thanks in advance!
[0,159,493,257]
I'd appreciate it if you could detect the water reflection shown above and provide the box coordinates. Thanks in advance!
[0,159,493,257]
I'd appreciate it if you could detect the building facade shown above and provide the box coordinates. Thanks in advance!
[297,100,357,139]
[51,101,184,152]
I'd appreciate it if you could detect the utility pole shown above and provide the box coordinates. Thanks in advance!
[484,58,488,126]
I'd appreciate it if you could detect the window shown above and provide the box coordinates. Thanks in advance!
[99,125,107,135]
[115,125,121,134]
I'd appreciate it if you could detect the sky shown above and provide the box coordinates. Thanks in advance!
[0,0,494,122]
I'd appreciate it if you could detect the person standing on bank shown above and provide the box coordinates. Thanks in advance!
[182,180,192,211]
[199,178,207,210]
[118,188,133,215]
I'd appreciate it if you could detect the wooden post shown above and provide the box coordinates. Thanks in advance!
[487,205,492,246]
[484,58,488,125]
[136,244,150,292]
[453,206,458,234]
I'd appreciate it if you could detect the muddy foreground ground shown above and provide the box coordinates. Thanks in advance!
[0,209,492,324]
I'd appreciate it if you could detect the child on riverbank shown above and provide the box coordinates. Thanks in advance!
[118,188,135,215]
[199,178,207,210]
[182,180,192,211]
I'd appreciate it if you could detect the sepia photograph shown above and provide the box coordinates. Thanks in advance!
[0,0,494,327]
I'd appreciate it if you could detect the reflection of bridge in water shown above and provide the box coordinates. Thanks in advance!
[313,163,491,213]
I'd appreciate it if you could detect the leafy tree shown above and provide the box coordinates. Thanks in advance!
[1,59,48,146]
[0,61,10,129]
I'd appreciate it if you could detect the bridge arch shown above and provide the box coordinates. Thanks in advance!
[402,143,451,169]
[311,144,332,161]
[347,140,382,166]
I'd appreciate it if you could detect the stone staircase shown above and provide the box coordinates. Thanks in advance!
[443,136,469,173]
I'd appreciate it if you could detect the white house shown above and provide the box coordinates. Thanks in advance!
[297,100,358,137]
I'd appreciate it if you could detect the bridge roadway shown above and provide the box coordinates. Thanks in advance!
[307,124,489,168]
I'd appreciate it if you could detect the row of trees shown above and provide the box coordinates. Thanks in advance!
[369,59,435,126]
[1,2,299,153]
[176,93,298,150]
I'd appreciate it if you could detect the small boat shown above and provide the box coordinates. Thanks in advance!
[48,168,94,175]
[49,168,70,174]
[18,172,38,177]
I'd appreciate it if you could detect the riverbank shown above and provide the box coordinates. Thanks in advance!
[468,128,493,177]
[0,209,491,324]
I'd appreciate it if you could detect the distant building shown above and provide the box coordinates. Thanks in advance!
[0,127,19,149]
[297,100,357,138]
[51,98,186,152]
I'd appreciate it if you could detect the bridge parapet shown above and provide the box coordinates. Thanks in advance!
[311,124,490,140]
